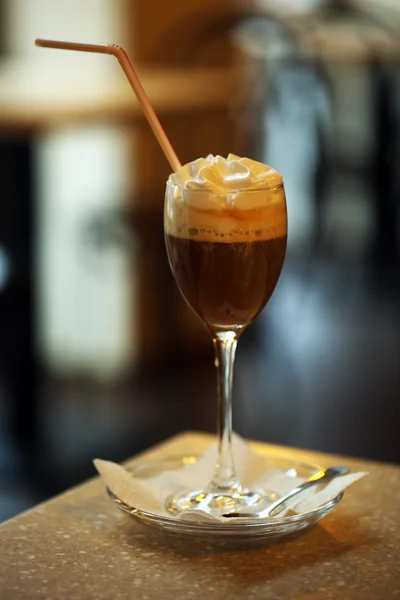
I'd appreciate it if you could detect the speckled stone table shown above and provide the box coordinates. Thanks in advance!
[1,432,400,599]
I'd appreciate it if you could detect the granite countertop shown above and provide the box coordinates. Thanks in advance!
[1,432,400,599]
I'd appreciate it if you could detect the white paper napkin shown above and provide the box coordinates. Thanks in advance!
[94,434,367,522]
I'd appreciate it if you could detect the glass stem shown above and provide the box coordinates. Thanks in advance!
[210,331,241,492]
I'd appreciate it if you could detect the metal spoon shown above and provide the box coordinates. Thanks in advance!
[222,465,349,519]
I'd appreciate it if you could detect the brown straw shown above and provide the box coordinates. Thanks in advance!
[35,38,181,172]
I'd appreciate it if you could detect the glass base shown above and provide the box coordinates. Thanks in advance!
[166,485,282,518]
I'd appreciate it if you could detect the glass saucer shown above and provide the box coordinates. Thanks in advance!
[107,454,343,540]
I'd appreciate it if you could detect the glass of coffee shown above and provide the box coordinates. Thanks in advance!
[164,155,287,518]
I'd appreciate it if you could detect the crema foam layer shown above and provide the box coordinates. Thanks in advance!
[165,154,286,243]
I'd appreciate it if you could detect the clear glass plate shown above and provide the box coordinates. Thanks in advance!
[107,454,343,540]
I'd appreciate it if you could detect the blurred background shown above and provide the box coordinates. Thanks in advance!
[0,0,399,522]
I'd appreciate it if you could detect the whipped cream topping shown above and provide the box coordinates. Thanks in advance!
[168,154,282,192]
[165,154,286,243]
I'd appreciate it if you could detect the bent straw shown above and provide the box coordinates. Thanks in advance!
[35,38,181,173]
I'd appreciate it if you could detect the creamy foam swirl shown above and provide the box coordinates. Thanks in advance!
[168,154,282,193]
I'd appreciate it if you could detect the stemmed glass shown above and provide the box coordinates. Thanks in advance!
[34,37,287,519]
[164,178,287,518]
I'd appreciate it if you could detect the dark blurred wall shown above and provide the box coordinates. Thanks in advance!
[0,0,5,56]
